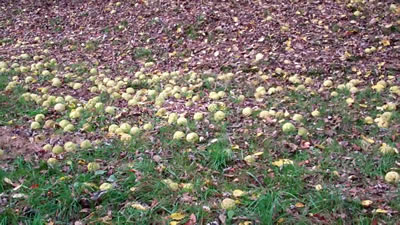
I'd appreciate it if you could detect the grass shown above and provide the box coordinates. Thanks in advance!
[1,1,400,224]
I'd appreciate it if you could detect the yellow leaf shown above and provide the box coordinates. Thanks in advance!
[359,104,368,108]
[253,151,264,156]
[233,189,246,197]
[361,200,373,207]
[277,218,285,224]
[231,145,240,150]
[375,208,388,214]
[170,212,185,220]
[131,202,148,211]
[381,39,390,46]
[239,221,252,225]
[361,135,374,144]
[295,202,305,208]
[272,159,293,167]
[3,177,14,186]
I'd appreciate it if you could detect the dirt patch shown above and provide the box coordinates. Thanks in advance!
[0,126,45,164]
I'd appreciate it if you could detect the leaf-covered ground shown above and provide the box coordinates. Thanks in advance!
[1,0,400,224]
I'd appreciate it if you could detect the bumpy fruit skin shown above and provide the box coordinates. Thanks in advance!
[64,142,77,152]
[47,158,58,165]
[311,110,321,117]
[193,112,203,121]
[52,145,64,154]
[385,171,400,183]
[177,117,187,126]
[120,123,131,133]
[105,106,116,114]
[221,198,236,210]
[80,140,92,149]
[186,132,199,143]
[173,131,185,140]
[143,123,153,131]
[130,126,140,135]
[99,183,113,191]
[120,133,132,142]
[292,114,303,122]
[35,114,45,122]
[242,107,252,117]
[214,111,225,121]
[282,122,296,133]
[30,121,41,130]
[168,182,179,191]
[54,103,66,112]
[298,127,308,137]
[87,162,100,172]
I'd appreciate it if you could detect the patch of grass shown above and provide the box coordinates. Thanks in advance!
[0,71,47,125]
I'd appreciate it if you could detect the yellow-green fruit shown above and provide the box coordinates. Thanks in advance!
[64,142,77,152]
[282,122,296,133]
[298,127,308,137]
[52,145,64,154]
[80,140,92,149]
[105,106,116,114]
[63,124,75,132]
[120,133,132,142]
[0,149,4,157]
[90,68,97,75]
[385,171,400,183]
[311,110,321,117]
[47,158,58,165]
[177,117,187,126]
[214,111,225,121]
[379,143,398,154]
[242,107,252,117]
[130,126,140,135]
[186,132,199,143]
[173,131,185,140]
[259,110,269,119]
[35,114,45,122]
[182,183,193,191]
[193,112,204,121]
[208,103,218,112]
[221,198,236,210]
[292,114,303,122]
[108,124,119,133]
[168,113,178,124]
[168,182,179,191]
[54,103,66,112]
[52,78,62,87]
[87,162,100,172]
[120,123,131,133]
[99,183,113,191]
[323,80,333,87]
[143,123,153,131]
[59,120,70,128]
[43,144,52,151]
[364,116,373,124]
[30,121,41,130]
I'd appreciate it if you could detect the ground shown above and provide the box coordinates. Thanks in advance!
[0,0,400,224]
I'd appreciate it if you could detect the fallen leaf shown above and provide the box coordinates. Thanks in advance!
[272,159,293,167]
[361,200,373,207]
[170,212,185,220]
